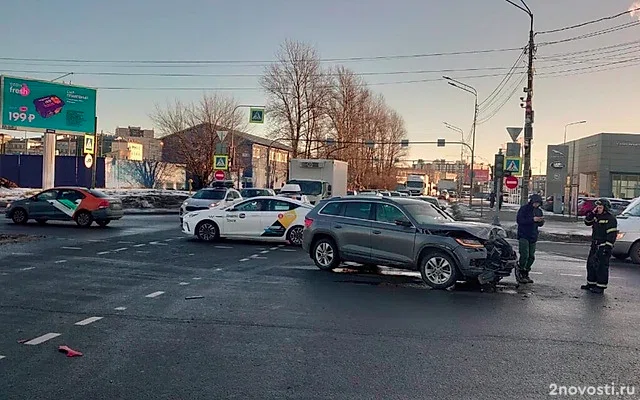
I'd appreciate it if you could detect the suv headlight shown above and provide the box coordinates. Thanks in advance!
[455,238,484,248]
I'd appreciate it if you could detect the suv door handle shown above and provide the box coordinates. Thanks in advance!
[372,230,381,234]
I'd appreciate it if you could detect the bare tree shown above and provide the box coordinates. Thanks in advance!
[150,93,241,187]
[127,160,168,188]
[260,40,329,158]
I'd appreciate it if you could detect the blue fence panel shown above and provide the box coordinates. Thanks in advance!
[19,155,43,188]
[0,154,105,188]
[0,155,21,185]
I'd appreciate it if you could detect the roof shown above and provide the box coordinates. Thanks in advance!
[168,123,292,152]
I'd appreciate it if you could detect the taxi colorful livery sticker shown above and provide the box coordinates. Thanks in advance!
[261,210,298,237]
[48,198,82,217]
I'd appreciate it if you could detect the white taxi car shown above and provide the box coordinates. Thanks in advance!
[182,196,313,245]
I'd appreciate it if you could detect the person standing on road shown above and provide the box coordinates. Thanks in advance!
[489,192,496,209]
[582,198,618,294]
[515,193,545,284]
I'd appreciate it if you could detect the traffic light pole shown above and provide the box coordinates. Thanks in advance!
[493,149,505,226]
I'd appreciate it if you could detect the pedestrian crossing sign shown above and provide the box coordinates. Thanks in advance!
[214,154,229,170]
[504,156,521,175]
[249,108,264,124]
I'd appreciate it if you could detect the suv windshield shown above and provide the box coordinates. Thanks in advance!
[191,189,226,200]
[288,180,323,196]
[403,201,454,224]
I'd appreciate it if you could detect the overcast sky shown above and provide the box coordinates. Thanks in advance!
[2,0,640,174]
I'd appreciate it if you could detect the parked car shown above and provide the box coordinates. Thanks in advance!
[416,195,446,210]
[611,197,640,263]
[302,196,516,289]
[5,187,123,227]
[578,197,630,216]
[179,187,242,223]
[347,190,358,196]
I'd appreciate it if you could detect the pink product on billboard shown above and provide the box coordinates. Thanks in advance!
[33,95,65,118]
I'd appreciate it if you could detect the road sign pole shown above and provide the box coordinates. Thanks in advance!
[492,149,504,226]
[91,118,98,188]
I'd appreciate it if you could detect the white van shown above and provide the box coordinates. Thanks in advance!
[611,197,640,263]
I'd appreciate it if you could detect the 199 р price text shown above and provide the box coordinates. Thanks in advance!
[8,112,36,123]
[549,383,636,396]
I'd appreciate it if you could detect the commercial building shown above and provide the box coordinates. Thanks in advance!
[106,139,143,161]
[114,126,163,160]
[560,132,640,200]
[161,124,291,188]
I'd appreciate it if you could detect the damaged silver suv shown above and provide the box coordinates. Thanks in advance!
[302,196,516,290]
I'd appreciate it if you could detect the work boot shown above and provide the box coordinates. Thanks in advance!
[515,269,528,284]
[590,286,605,294]
[524,271,534,283]
[580,284,595,290]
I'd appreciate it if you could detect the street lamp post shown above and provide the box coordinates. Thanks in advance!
[443,76,477,207]
[444,122,465,196]
[505,0,534,205]
[564,120,586,216]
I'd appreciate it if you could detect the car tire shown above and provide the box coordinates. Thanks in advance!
[11,208,28,225]
[96,220,110,227]
[195,220,219,242]
[629,242,640,264]
[312,238,340,271]
[286,225,304,246]
[75,211,93,228]
[419,251,459,290]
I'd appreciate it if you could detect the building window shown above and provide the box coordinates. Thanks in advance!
[611,174,640,199]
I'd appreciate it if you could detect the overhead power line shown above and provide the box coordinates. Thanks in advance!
[0,46,525,66]
[537,6,640,35]
[538,20,640,46]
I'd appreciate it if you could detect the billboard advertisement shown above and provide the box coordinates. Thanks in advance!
[0,76,96,134]
[464,168,490,183]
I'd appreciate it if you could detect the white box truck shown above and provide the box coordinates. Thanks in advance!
[288,159,348,204]
[406,174,427,196]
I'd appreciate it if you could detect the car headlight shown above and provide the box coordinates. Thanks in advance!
[5,203,10,209]
[455,238,484,248]
[209,202,219,208]
[617,232,625,240]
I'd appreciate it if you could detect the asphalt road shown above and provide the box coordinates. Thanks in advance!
[1,215,640,399]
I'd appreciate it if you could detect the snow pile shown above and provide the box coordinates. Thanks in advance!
[103,189,190,209]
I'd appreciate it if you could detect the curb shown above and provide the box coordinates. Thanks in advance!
[123,209,179,215]
[504,227,591,243]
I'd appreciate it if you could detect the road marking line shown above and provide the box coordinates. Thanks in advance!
[0,355,5,360]
[88,239,105,242]
[11,252,33,256]
[215,245,233,249]
[529,272,543,275]
[193,277,202,280]
[560,273,582,277]
[145,291,165,298]
[250,254,260,258]
[136,251,150,254]
[97,251,110,255]
[215,268,222,271]
[260,250,269,254]
[254,256,267,259]
[179,282,190,285]
[270,246,279,250]
[188,253,195,256]
[240,258,249,262]
[281,249,297,252]
[114,307,127,311]
[54,260,67,264]
[133,244,146,247]
[74,316,103,326]
[19,267,35,271]
[118,241,134,244]
[149,241,167,246]
[24,333,61,345]
[164,238,174,242]
[113,248,128,252]
[61,246,81,250]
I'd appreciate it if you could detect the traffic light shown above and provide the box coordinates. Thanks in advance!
[494,153,504,179]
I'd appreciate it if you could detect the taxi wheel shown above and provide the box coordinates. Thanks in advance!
[11,208,28,225]
[286,225,304,246]
[196,220,219,242]
[96,220,110,227]
[75,211,93,228]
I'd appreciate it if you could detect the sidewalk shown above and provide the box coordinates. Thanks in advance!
[454,203,591,242]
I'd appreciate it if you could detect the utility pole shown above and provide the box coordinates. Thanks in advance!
[506,0,534,205]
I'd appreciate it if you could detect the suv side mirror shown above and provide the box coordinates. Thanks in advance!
[395,219,412,227]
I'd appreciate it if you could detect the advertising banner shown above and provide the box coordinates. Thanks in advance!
[1,76,96,134]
